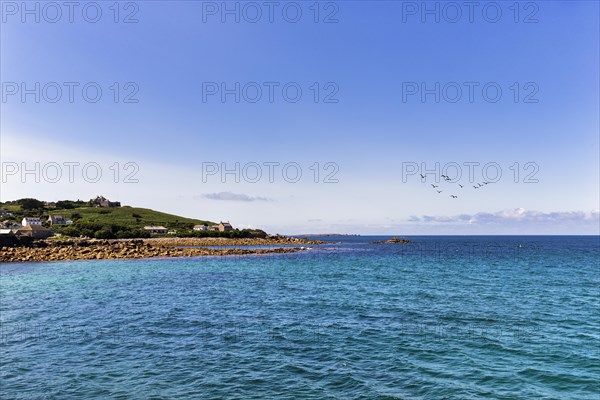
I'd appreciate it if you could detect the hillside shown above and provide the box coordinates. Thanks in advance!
[0,198,267,239]
[1,202,212,227]
[53,206,213,229]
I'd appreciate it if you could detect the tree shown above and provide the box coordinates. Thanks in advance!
[55,201,75,209]
[18,198,44,211]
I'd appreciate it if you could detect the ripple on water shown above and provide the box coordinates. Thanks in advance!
[1,236,598,399]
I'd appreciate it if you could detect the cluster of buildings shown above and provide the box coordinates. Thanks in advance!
[0,215,74,242]
[90,195,121,208]
[1,196,119,243]
[0,197,237,243]
[22,216,73,227]
[0,206,77,243]
[142,222,234,235]
[193,222,233,232]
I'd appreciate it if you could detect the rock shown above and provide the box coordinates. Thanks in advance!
[371,237,411,244]
[386,237,410,244]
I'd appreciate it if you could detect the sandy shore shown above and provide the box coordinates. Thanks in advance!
[0,237,321,263]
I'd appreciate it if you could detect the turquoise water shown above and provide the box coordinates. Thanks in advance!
[1,236,599,399]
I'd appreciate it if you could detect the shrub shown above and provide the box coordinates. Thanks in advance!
[116,230,132,239]
[55,201,74,209]
[61,226,81,237]
[80,229,95,238]
[18,198,44,211]
[94,228,115,239]
[133,229,151,238]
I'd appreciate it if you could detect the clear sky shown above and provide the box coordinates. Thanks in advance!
[1,0,599,234]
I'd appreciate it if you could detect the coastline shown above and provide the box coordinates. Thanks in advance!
[0,237,322,263]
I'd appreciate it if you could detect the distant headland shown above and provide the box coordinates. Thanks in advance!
[0,196,268,243]
[0,196,324,262]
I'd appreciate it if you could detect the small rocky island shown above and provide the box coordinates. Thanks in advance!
[371,237,411,244]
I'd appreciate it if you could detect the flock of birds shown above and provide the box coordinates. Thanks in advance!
[420,174,493,199]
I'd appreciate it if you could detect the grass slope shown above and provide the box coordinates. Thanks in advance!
[1,203,214,230]
[56,206,214,229]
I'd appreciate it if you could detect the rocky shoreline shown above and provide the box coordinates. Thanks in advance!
[0,237,321,263]
[141,236,322,247]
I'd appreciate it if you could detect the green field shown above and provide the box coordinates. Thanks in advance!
[0,199,269,239]
[1,199,226,239]
[55,206,213,229]
[1,203,213,229]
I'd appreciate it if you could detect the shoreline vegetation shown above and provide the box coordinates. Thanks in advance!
[0,237,323,263]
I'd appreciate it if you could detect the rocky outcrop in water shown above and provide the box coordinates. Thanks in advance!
[371,237,411,244]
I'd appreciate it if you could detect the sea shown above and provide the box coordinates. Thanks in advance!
[1,236,598,399]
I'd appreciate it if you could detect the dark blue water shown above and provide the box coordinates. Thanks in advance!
[1,236,599,399]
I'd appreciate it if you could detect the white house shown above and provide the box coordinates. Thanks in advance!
[193,225,208,231]
[48,215,67,225]
[144,226,168,234]
[22,217,42,226]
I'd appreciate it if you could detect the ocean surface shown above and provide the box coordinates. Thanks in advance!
[1,236,599,399]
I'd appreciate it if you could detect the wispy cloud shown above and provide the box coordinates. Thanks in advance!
[408,208,600,225]
[199,192,271,202]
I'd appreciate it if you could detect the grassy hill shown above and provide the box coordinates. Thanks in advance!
[1,202,212,228]
[54,206,213,229]
[0,199,269,239]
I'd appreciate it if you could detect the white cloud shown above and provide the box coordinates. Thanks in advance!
[199,192,271,202]
[408,208,600,226]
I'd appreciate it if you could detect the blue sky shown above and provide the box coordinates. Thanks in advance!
[1,1,599,234]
